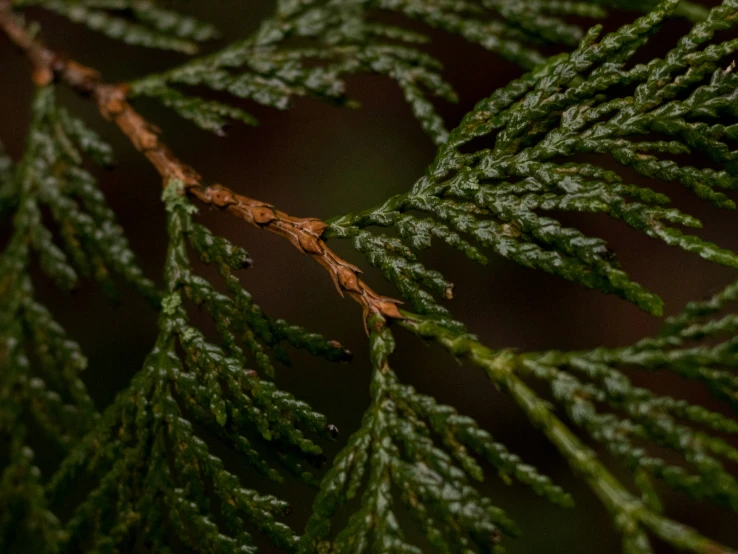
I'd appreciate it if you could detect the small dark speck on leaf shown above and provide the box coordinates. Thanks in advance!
[326,423,339,440]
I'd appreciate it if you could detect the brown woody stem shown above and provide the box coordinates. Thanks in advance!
[0,1,402,328]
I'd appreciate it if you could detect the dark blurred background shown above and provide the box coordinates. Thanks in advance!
[2,1,738,552]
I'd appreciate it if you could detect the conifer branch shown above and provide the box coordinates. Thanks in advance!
[326,0,738,320]
[42,179,353,552]
[399,313,738,554]
[0,0,403,327]
[4,1,738,552]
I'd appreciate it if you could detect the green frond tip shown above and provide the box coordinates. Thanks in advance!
[0,433,66,552]
[127,0,649,141]
[328,0,738,316]
[1,86,159,303]
[12,0,219,53]
[301,321,571,553]
[0,180,98,553]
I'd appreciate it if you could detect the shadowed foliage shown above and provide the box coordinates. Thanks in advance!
[2,1,738,554]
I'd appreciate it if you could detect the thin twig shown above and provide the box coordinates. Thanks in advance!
[0,1,402,328]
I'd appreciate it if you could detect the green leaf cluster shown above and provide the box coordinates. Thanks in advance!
[128,0,692,142]
[327,0,738,319]
[1,87,157,301]
[44,180,351,552]
[301,317,571,554]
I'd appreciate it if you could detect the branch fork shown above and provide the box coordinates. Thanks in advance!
[0,2,402,328]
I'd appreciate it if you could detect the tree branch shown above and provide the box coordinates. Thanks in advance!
[0,1,402,328]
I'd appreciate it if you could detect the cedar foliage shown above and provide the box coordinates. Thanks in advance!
[2,1,738,553]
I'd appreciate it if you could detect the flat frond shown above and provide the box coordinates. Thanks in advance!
[0,95,110,551]
[126,0,691,142]
[327,0,738,316]
[49,180,351,550]
[399,278,738,554]
[6,87,158,301]
[301,316,570,554]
